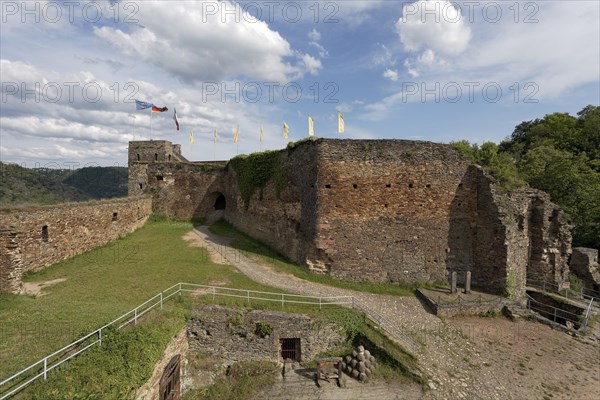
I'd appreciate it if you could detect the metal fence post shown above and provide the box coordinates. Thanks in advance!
[319,297,322,310]
[179,282,182,297]
[43,358,47,381]
[553,307,557,322]
[134,308,138,325]
[160,292,163,310]
[281,294,284,308]
[99,328,102,346]
[212,287,216,301]
[247,290,250,304]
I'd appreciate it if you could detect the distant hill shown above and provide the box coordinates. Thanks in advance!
[0,163,128,208]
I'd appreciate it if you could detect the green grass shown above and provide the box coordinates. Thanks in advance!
[1,218,422,398]
[210,219,428,297]
[0,219,279,383]
[182,361,279,400]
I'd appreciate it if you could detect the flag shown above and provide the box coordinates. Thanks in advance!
[283,122,289,139]
[260,126,263,143]
[135,100,155,110]
[233,126,239,143]
[308,116,315,137]
[213,128,217,143]
[338,112,345,134]
[189,130,194,144]
[173,108,179,131]
[151,106,169,113]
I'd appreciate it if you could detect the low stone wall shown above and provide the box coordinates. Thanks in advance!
[0,196,152,293]
[416,289,511,317]
[186,305,344,363]
[133,328,188,400]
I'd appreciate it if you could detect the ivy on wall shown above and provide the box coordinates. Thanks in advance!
[228,150,287,208]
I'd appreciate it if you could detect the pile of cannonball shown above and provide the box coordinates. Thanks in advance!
[341,345,377,381]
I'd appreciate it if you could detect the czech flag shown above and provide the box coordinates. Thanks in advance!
[173,108,179,131]
[151,106,168,113]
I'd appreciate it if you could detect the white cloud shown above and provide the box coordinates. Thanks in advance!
[300,54,323,76]
[372,44,396,68]
[308,28,321,41]
[94,1,303,83]
[383,69,399,81]
[309,42,329,59]
[417,49,435,65]
[396,0,471,56]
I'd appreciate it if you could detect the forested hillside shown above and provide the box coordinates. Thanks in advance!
[453,105,600,249]
[0,164,128,208]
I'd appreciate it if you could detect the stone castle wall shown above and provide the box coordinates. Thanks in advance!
[128,138,572,297]
[0,196,152,293]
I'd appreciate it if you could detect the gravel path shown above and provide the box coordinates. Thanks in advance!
[193,226,574,400]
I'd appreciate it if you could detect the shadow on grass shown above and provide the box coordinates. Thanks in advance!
[209,219,443,297]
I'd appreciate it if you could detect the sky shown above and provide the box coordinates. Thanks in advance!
[1,0,599,168]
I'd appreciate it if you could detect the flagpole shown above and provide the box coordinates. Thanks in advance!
[131,114,136,142]
[150,109,153,140]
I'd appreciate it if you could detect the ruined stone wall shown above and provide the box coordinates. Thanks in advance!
[223,143,319,265]
[308,140,475,284]
[186,305,344,363]
[0,196,152,293]
[570,247,600,291]
[146,163,226,221]
[127,139,572,297]
[472,171,572,297]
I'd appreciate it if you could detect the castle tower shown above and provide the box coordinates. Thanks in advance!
[128,140,187,196]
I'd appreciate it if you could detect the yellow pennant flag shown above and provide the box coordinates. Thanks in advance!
[338,112,345,134]
[189,130,194,144]
[283,122,289,139]
[213,128,217,143]
[260,126,263,143]
[308,116,315,137]
[233,125,239,143]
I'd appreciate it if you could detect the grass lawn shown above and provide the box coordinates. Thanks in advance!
[209,219,434,297]
[0,219,278,382]
[1,218,421,399]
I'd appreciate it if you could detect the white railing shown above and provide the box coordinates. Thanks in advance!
[0,283,362,399]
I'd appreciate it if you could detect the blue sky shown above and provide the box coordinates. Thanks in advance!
[1,0,599,167]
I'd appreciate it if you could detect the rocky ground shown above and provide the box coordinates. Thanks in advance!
[188,227,600,400]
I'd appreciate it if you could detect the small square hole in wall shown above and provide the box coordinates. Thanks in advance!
[408,183,414,188]
[41,226,49,242]
[139,183,143,189]
[154,153,158,161]
[386,184,391,188]
[325,184,332,189]
[384,204,388,208]
[353,184,358,189]
[112,212,118,222]
[137,153,140,161]
[426,184,431,188]
[157,175,164,181]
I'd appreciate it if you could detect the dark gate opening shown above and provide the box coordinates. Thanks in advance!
[280,338,301,362]
[214,194,226,210]
[159,355,181,400]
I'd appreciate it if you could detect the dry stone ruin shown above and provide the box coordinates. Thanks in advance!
[127,138,573,299]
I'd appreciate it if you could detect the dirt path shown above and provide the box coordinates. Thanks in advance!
[192,226,600,400]
[22,278,66,297]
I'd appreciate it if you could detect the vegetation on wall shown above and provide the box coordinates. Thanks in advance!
[453,105,600,249]
[228,150,287,207]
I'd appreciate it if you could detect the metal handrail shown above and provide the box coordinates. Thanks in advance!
[525,293,590,329]
[0,283,358,399]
